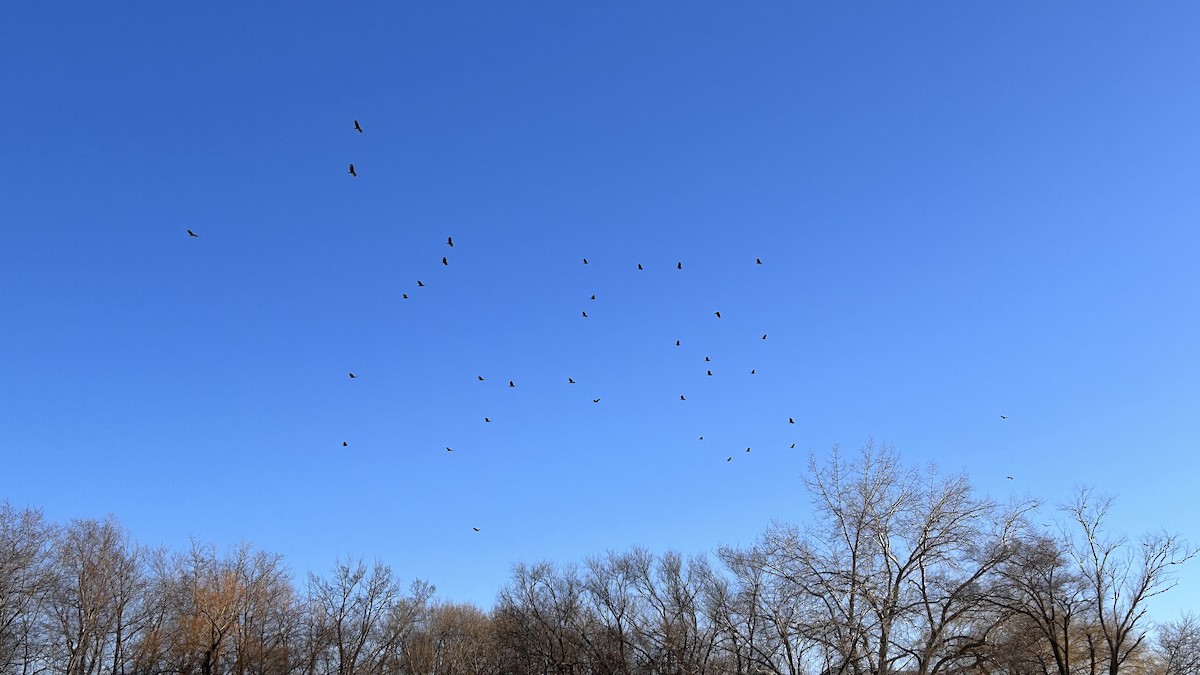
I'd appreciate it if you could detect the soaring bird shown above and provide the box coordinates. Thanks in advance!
[698,436,704,440]
[473,527,480,532]
[707,370,713,376]
[447,236,454,247]
[348,373,357,379]
[677,262,683,270]
[583,258,589,265]
[348,163,357,177]
[637,263,644,270]
[186,229,199,237]
[726,456,732,462]
[790,443,795,448]
[756,258,762,264]
[789,417,794,424]
[750,369,756,374]
[485,418,492,423]
[417,280,425,287]
[442,257,448,266]
[714,311,721,318]
[746,447,751,453]
[478,376,485,381]
[508,381,515,388]
[446,447,453,452]
[762,334,767,340]
[568,378,576,384]
[342,441,348,447]
[590,294,596,300]
[680,395,686,401]
[1006,476,1014,480]
[354,120,363,133]
[675,340,681,346]
[1000,415,1008,420]
[705,356,710,362]
[582,311,588,318]
[593,398,600,403]
[402,293,409,299]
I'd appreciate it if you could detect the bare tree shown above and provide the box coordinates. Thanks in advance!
[0,502,57,675]
[1157,613,1200,675]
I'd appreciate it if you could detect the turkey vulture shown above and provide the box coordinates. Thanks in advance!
[186,229,199,237]
[348,164,357,177]
[354,120,363,133]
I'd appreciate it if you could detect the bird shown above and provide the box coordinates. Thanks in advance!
[677,262,683,270]
[1000,415,1008,420]
[705,356,711,362]
[582,311,588,318]
[568,378,576,384]
[676,340,681,346]
[446,447,454,452]
[590,294,596,300]
[417,280,425,287]
[698,436,704,440]
[447,236,454,247]
[348,163,357,177]
[354,120,363,133]
[789,417,794,424]
[478,376,485,381]
[583,258,589,265]
[790,443,795,448]
[342,441,348,447]
[473,527,480,532]
[508,381,515,388]
[756,258,762,265]
[348,373,357,379]
[186,229,199,237]
[707,370,713,376]
[714,311,721,318]
[442,257,448,266]
[726,456,732,462]
[402,293,409,299]
[485,417,492,423]
[746,447,751,453]
[593,398,600,403]
[1006,476,1014,480]
[680,395,686,401]
[637,263,644,270]
[762,334,767,340]
[750,369,756,374]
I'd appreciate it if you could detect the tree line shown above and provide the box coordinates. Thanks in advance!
[2,441,1197,675]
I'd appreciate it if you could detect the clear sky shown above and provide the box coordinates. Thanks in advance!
[2,2,1198,616]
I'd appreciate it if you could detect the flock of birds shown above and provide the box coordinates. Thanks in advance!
[184,119,1014,531]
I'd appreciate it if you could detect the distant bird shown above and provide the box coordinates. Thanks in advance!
[442,257,448,266]
[746,447,751,453]
[417,280,425,287]
[402,293,409,299]
[485,417,492,423]
[354,120,363,133]
[637,263,644,270]
[680,395,686,401]
[726,456,732,462]
[590,294,596,300]
[676,340,681,346]
[508,380,515,388]
[1000,415,1008,420]
[473,527,480,532]
[677,262,683,270]
[762,334,767,340]
[186,229,199,237]
[348,373,357,379]
[446,447,453,452]
[582,311,588,318]
[705,356,710,362]
[348,163,357,177]
[750,369,756,374]
[1006,476,1014,480]
[447,236,454,247]
[478,376,485,381]
[789,417,794,424]
[714,311,721,318]
[568,378,576,384]
[756,258,762,265]
[707,370,713,376]
[583,258,589,265]
[593,398,600,403]
[790,443,795,448]
[698,436,704,440]
[342,441,348,447]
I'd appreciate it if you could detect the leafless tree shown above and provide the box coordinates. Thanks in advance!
[0,502,57,675]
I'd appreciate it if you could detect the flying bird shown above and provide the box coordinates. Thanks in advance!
[705,356,710,362]
[442,257,448,266]
[680,395,686,401]
[677,262,683,270]
[354,120,363,133]
[1000,415,1008,420]
[1006,476,1014,480]
[342,441,348,447]
[790,443,795,448]
[762,334,767,340]
[446,447,453,452]
[348,163,357,177]
[447,236,454,247]
[478,376,485,381]
[714,311,721,318]
[402,293,409,299]
[698,436,704,440]
[590,294,596,300]
[417,280,425,287]
[593,398,600,403]
[583,258,589,265]
[473,527,480,532]
[485,418,492,423]
[186,229,199,237]
[746,447,751,453]
[756,258,762,265]
[582,311,588,318]
[750,369,756,374]
[568,378,576,384]
[637,263,644,270]
[348,373,357,379]
[707,370,713,376]
[789,417,794,424]
[508,381,515,388]
[726,456,732,462]
[675,340,681,346]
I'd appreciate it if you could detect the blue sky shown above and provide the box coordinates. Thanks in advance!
[2,2,1198,615]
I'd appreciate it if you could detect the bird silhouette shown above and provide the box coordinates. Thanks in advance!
[582,311,588,318]
[342,441,348,447]
[348,163,357,177]
[1000,415,1008,419]
[637,263,644,270]
[442,257,448,266]
[676,340,681,346]
[509,381,515,388]
[698,436,704,440]
[417,280,425,287]
[756,258,762,264]
[348,373,357,379]
[402,293,409,299]
[714,311,721,318]
[789,417,794,424]
[746,447,751,453]
[790,443,795,448]
[705,356,710,362]
[590,294,596,300]
[583,258,589,265]
[568,378,576,384]
[473,527,480,532]
[677,262,683,270]
[750,369,756,374]
[762,334,767,340]
[726,456,732,462]
[1006,476,1014,480]
[485,417,492,423]
[593,398,600,403]
[186,229,199,237]
[680,395,686,401]
[354,120,363,133]
[707,370,713,376]
[446,447,453,452]
[478,376,485,381]
[447,236,454,247]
